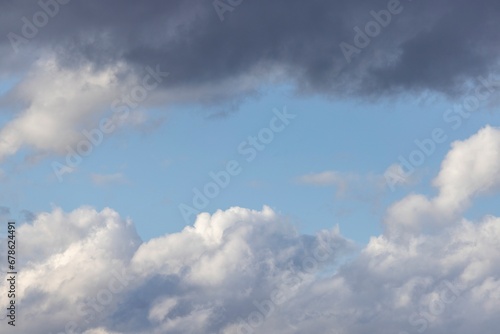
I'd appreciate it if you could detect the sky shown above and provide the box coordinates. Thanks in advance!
[0,0,500,333]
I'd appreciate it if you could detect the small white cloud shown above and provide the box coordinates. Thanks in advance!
[296,170,387,202]
[297,171,345,186]
[90,173,127,186]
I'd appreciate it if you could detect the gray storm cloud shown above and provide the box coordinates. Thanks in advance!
[2,0,500,161]
[1,0,500,101]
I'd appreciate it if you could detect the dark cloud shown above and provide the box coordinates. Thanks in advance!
[2,0,500,102]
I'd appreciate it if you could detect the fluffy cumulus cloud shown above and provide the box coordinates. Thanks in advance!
[273,214,500,334]
[0,56,123,161]
[1,1,500,333]
[385,126,500,235]
[0,53,160,161]
[0,205,350,334]
[1,126,500,333]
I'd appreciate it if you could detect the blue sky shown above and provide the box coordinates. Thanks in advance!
[2,84,498,244]
[2,1,500,333]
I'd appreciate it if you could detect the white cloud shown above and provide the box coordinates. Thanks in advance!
[0,54,149,163]
[385,126,500,235]
[296,170,388,206]
[297,170,391,195]
[434,125,500,211]
[272,214,500,333]
[383,163,420,190]
[0,56,122,160]
[0,205,350,333]
[91,173,128,186]
[297,171,346,187]
[2,126,500,333]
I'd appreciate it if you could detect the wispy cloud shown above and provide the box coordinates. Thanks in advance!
[296,170,388,199]
[296,171,346,187]
[90,173,128,186]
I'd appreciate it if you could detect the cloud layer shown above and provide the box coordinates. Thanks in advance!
[2,0,500,162]
[3,0,500,98]
[1,126,500,333]
[0,205,350,334]
[1,2,500,332]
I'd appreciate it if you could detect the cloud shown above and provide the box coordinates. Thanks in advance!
[385,125,500,235]
[297,171,346,187]
[2,0,500,104]
[263,214,500,333]
[0,205,350,333]
[2,1,500,164]
[433,125,500,211]
[296,170,389,203]
[91,173,128,186]
[3,126,500,333]
[0,55,130,161]
[383,163,419,188]
[0,52,167,162]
